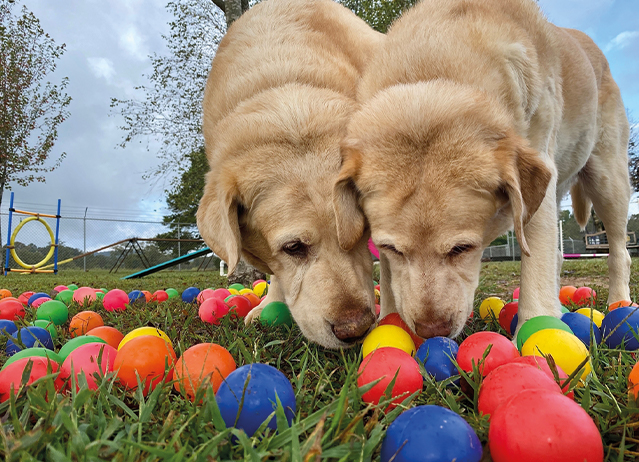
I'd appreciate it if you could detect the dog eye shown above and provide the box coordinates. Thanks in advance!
[379,243,404,257]
[282,241,309,258]
[448,244,475,257]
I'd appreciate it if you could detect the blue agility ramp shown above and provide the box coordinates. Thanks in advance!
[121,247,212,279]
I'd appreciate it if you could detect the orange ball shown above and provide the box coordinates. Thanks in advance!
[558,286,577,305]
[69,311,104,337]
[243,293,261,308]
[630,362,639,402]
[141,290,152,302]
[173,343,236,400]
[0,289,12,300]
[609,300,637,311]
[86,326,124,349]
[114,335,176,395]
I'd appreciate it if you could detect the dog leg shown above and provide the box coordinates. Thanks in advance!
[245,275,285,324]
[379,253,398,318]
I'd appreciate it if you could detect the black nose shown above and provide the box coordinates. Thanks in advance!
[331,309,376,343]
[414,320,452,339]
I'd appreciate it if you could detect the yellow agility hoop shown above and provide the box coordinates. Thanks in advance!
[10,217,55,269]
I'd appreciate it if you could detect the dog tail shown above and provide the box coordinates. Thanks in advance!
[570,180,591,230]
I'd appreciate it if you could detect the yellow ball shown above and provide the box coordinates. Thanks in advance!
[228,288,240,295]
[574,308,604,327]
[118,326,173,350]
[479,297,505,322]
[374,289,380,304]
[521,328,591,381]
[239,288,254,295]
[253,281,268,297]
[362,325,415,358]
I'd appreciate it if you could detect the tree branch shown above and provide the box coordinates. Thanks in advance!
[211,0,225,13]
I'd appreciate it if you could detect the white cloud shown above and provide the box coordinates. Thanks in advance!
[118,25,148,61]
[604,30,639,52]
[87,57,116,81]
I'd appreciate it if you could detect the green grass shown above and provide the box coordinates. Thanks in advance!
[0,261,638,461]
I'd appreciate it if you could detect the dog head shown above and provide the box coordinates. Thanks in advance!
[198,85,375,348]
[333,80,552,339]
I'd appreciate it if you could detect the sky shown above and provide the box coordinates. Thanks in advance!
[2,0,638,250]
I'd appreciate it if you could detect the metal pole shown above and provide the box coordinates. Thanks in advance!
[511,231,515,261]
[559,219,564,256]
[83,207,88,272]
[4,192,15,275]
[53,199,61,274]
[177,221,181,271]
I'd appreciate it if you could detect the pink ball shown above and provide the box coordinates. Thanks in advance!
[478,362,562,419]
[572,287,597,307]
[54,285,69,293]
[103,289,129,312]
[199,298,229,325]
[252,279,266,288]
[151,290,169,302]
[73,287,96,306]
[512,287,520,300]
[60,343,117,391]
[0,357,63,402]
[210,288,231,301]
[31,297,52,308]
[197,289,216,305]
[489,389,603,462]
[457,331,519,377]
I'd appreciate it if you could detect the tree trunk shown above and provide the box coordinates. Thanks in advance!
[224,0,243,29]
[227,259,267,288]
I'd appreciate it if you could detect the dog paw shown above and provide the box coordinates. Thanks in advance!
[244,307,264,325]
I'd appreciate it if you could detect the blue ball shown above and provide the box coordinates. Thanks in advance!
[381,405,482,462]
[216,363,296,437]
[601,307,639,350]
[181,287,200,303]
[6,327,54,356]
[27,292,50,307]
[128,290,146,304]
[561,312,601,346]
[0,320,18,337]
[510,313,519,336]
[415,337,459,381]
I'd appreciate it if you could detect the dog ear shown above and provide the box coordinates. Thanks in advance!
[497,132,552,257]
[333,141,366,251]
[196,171,242,274]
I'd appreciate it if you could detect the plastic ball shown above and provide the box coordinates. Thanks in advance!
[36,300,69,325]
[0,300,25,320]
[58,335,107,361]
[489,389,603,462]
[18,291,35,305]
[521,328,591,381]
[0,357,62,402]
[165,288,180,299]
[498,301,518,334]
[457,331,519,377]
[103,289,129,312]
[6,327,54,355]
[362,325,415,358]
[55,290,74,305]
[572,286,597,307]
[128,290,146,305]
[69,311,104,337]
[378,313,424,348]
[199,298,229,325]
[252,279,266,288]
[30,320,57,339]
[415,336,459,382]
[238,288,254,296]
[118,326,172,350]
[516,316,573,350]
[260,301,293,327]
[512,287,520,301]
[227,295,252,318]
[173,343,236,400]
[479,297,505,322]
[600,306,639,350]
[114,335,176,395]
[510,313,519,336]
[27,292,50,307]
[228,288,239,296]
[228,283,245,292]
[60,343,117,391]
[609,300,637,311]
[72,287,96,306]
[561,312,602,347]
[358,347,423,410]
[380,405,482,462]
[0,319,18,336]
[182,287,200,303]
[67,284,79,291]
[478,362,563,418]
[0,288,12,299]
[31,297,51,308]
[141,290,152,302]
[253,281,268,297]
[243,292,261,308]
[86,326,124,349]
[196,289,216,304]
[216,363,296,437]
[210,288,231,301]
[630,361,639,401]
[151,290,169,302]
[574,308,604,327]
[1,347,63,371]
[224,294,236,303]
[53,285,68,293]
[95,292,105,301]
[558,285,577,305]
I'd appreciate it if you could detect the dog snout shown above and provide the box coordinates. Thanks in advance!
[414,319,452,339]
[331,309,376,343]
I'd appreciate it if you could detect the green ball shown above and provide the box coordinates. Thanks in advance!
[55,289,74,305]
[1,348,63,371]
[96,291,105,301]
[58,335,107,361]
[224,294,236,303]
[36,300,69,325]
[165,288,179,299]
[260,301,293,327]
[30,320,58,339]
[560,306,570,314]
[67,284,79,291]
[516,315,573,350]
[229,283,245,291]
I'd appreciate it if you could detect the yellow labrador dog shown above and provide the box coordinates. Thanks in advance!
[196,0,383,348]
[333,0,632,339]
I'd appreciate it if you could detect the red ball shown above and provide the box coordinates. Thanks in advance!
[18,291,34,306]
[375,304,381,317]
[60,343,118,391]
[510,356,574,399]
[0,300,25,320]
[378,313,424,348]
[151,290,169,302]
[499,302,518,334]
[572,287,597,307]
[357,347,423,410]
[489,389,603,462]
[227,295,252,318]
[199,298,229,325]
[478,362,562,419]
[197,289,216,305]
[210,288,231,301]
[0,357,62,402]
[512,287,520,300]
[457,331,519,377]
[103,289,129,312]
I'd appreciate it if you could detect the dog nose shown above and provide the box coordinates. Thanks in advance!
[331,309,376,343]
[414,320,452,339]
